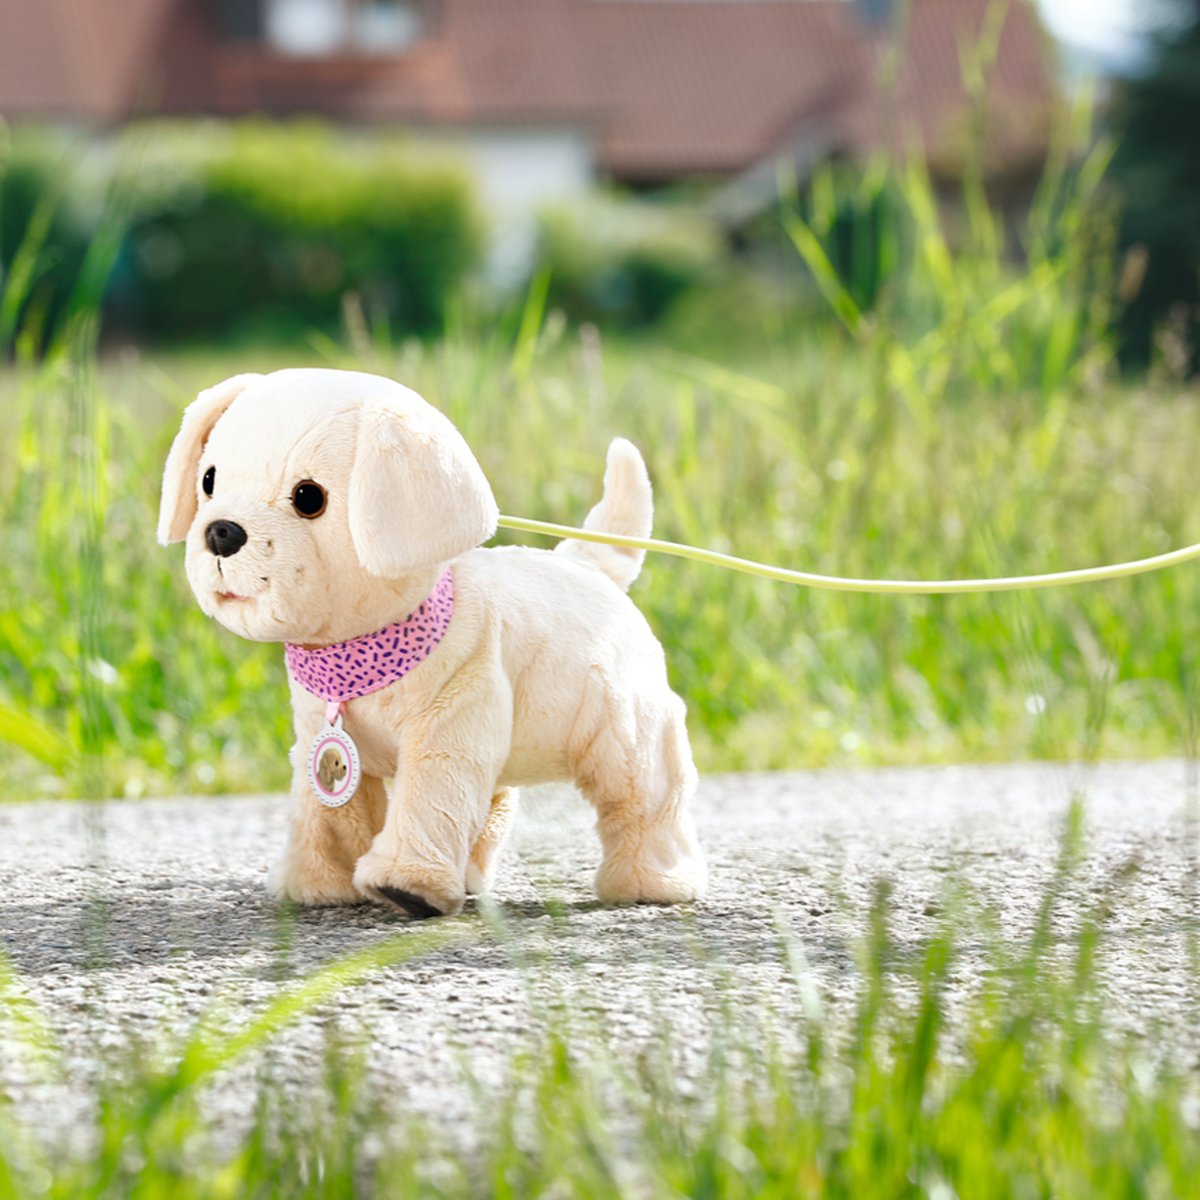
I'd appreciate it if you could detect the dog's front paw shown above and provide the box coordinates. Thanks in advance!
[268,854,363,907]
[353,851,465,919]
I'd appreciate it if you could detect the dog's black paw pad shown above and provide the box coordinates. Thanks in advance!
[377,886,444,919]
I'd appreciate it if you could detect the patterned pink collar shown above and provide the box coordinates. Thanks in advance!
[285,569,454,720]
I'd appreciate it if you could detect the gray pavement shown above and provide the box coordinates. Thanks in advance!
[0,761,1197,1135]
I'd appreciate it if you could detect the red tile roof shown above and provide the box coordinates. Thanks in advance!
[0,0,175,121]
[0,0,1054,179]
[584,1,871,178]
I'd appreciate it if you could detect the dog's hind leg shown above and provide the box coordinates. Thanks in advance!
[577,695,707,905]
[466,788,518,896]
[269,772,388,906]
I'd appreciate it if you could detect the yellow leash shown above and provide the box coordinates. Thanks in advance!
[497,515,1200,595]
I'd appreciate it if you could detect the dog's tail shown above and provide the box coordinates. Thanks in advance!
[554,438,652,592]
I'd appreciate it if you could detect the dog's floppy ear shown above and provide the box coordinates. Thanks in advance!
[349,397,498,577]
[157,374,261,545]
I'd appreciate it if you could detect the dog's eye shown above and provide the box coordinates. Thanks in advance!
[202,466,215,497]
[291,480,327,519]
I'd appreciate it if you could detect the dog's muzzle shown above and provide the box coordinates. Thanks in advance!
[205,520,248,558]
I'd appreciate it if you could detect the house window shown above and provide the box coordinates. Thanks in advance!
[854,0,894,25]
[260,0,425,56]
[214,0,263,41]
[352,1,425,51]
[265,0,343,56]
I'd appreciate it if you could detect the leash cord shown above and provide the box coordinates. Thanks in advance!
[496,515,1200,595]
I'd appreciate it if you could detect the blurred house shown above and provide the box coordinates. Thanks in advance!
[0,0,1054,274]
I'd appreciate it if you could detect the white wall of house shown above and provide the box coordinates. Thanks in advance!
[417,127,594,287]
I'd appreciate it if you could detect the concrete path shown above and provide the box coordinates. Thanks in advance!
[1,762,1197,1134]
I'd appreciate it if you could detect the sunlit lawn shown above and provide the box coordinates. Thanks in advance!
[3,319,1200,800]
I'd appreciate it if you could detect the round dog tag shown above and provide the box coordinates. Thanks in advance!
[306,718,361,808]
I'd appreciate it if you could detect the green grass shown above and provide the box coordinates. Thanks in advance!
[4,299,1200,795]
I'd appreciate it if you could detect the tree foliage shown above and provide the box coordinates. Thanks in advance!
[1109,0,1200,372]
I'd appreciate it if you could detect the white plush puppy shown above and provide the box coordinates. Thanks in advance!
[158,369,707,918]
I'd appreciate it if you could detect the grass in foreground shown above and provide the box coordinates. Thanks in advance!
[0,806,1196,1198]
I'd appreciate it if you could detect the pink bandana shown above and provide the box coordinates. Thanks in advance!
[285,569,454,721]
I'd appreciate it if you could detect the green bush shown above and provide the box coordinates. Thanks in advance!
[121,121,483,340]
[0,128,93,349]
[534,193,722,325]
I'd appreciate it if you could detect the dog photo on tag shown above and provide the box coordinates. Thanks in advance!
[317,746,345,792]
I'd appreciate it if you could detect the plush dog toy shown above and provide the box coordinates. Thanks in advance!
[158,369,707,917]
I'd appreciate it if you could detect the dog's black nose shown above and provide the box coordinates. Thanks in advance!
[205,520,248,558]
